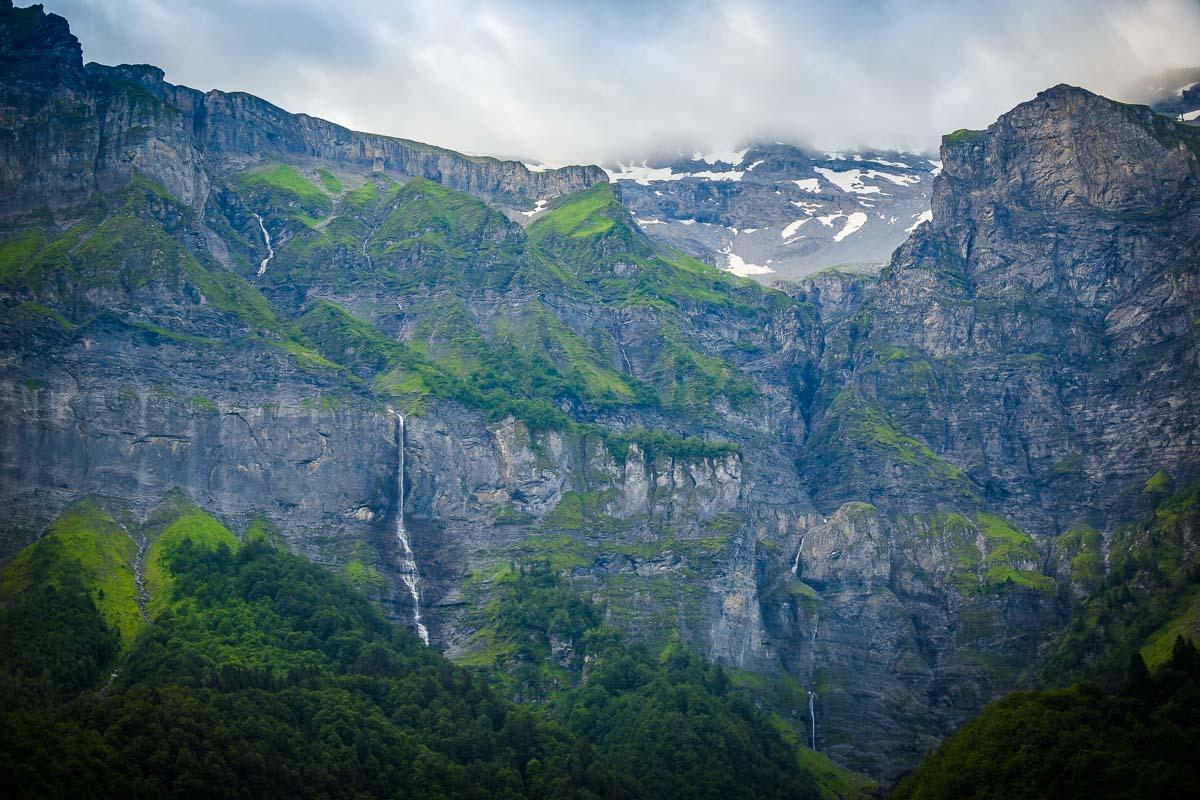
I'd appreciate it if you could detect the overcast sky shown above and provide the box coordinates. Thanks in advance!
[41,0,1200,164]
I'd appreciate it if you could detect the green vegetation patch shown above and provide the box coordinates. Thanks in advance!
[236,163,331,215]
[342,178,381,209]
[6,301,76,331]
[943,128,987,145]
[813,390,972,497]
[0,230,47,283]
[315,167,343,194]
[1144,468,1174,496]
[650,324,757,411]
[1054,523,1104,590]
[511,532,594,572]
[894,642,1200,800]
[455,566,827,797]
[143,505,239,616]
[527,182,623,240]
[1,497,143,648]
[1039,484,1200,687]
[1140,590,1200,668]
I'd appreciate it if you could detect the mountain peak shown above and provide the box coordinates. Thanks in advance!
[0,0,84,96]
[936,80,1199,223]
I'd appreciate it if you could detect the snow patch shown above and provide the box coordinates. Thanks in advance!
[833,211,868,242]
[1182,109,1200,121]
[781,218,811,238]
[746,160,766,171]
[868,158,911,169]
[723,249,775,276]
[688,169,746,181]
[815,166,919,195]
[905,209,933,233]
[927,159,943,176]
[635,218,665,225]
[605,162,676,184]
[793,178,821,193]
[694,147,749,165]
[605,162,745,184]
[869,170,921,186]
[814,167,879,195]
[520,199,548,218]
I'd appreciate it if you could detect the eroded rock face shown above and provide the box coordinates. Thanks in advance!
[806,85,1200,532]
[767,503,1058,779]
[2,2,1198,782]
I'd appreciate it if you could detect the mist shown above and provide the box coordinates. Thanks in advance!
[42,0,1200,164]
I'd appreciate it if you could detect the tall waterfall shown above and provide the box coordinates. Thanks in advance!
[791,533,807,574]
[392,412,429,645]
[253,212,274,276]
[807,690,818,750]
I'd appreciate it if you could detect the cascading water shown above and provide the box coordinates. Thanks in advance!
[391,412,429,645]
[791,533,807,574]
[253,212,274,276]
[133,532,149,623]
[807,690,818,750]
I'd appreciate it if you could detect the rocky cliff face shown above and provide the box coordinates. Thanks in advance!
[1,1,1198,784]
[806,85,1200,530]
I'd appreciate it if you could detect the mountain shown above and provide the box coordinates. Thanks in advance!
[0,1,602,219]
[1,0,1199,789]
[602,145,937,282]
[1131,66,1200,123]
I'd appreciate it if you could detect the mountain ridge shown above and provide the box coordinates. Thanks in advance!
[0,0,606,218]
[2,0,1199,787]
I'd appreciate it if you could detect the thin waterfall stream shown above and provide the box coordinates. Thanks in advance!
[253,212,274,276]
[808,690,818,750]
[392,412,429,645]
[791,533,807,574]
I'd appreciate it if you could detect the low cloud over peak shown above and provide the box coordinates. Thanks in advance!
[45,0,1200,164]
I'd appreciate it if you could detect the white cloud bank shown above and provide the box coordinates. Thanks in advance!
[43,0,1200,165]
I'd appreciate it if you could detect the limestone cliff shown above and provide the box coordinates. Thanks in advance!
[1,1,1198,784]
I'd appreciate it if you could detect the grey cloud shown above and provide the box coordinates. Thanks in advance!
[42,0,1200,164]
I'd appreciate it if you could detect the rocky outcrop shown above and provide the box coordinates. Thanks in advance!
[766,503,1058,780]
[104,63,606,208]
[0,0,97,213]
[805,85,1200,530]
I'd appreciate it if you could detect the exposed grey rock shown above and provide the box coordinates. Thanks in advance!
[1,2,1198,783]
